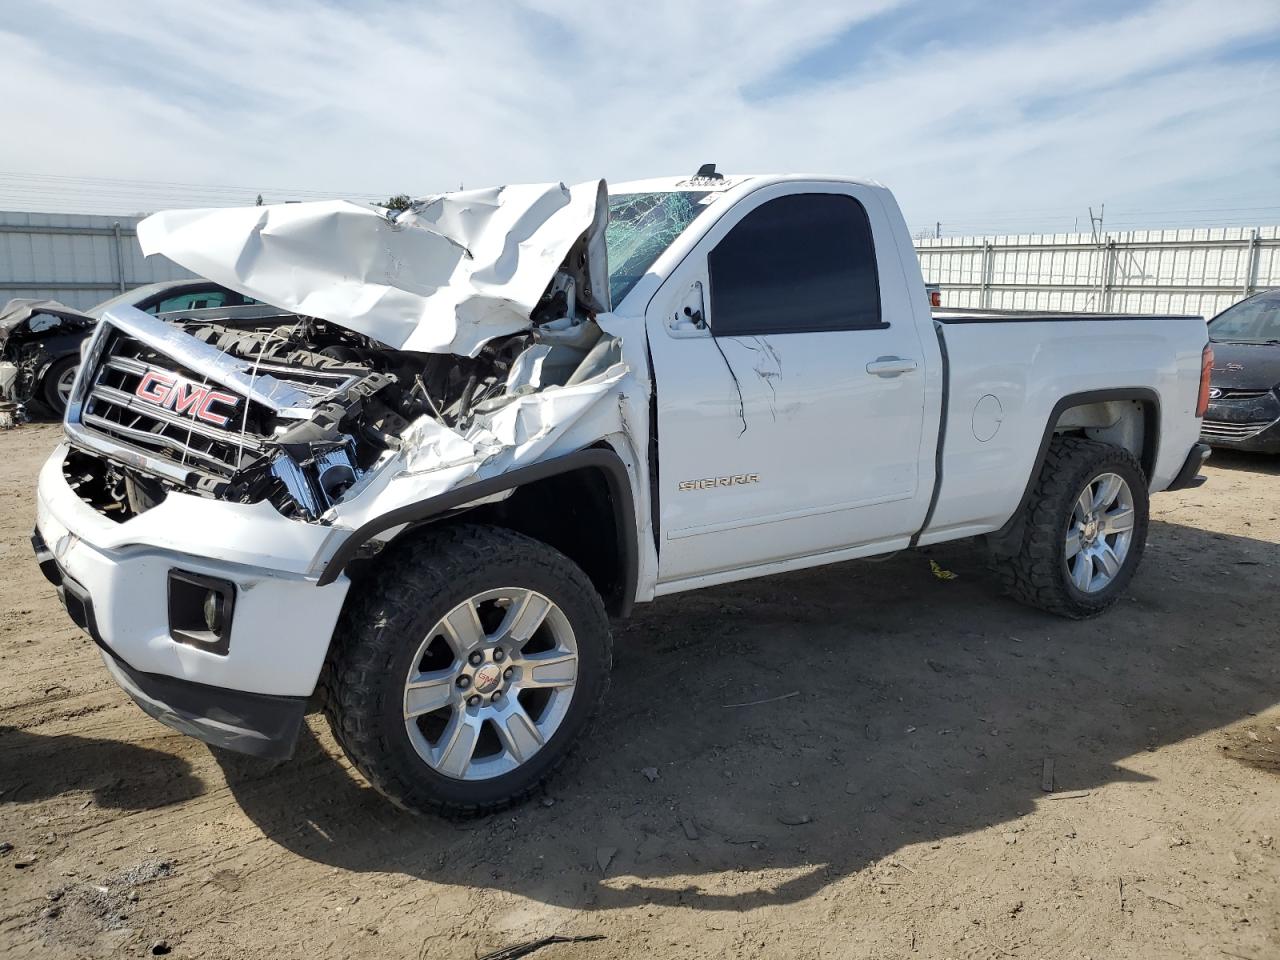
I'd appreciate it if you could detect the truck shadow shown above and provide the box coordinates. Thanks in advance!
[1,727,204,810]
[1204,449,1280,476]
[215,517,1279,913]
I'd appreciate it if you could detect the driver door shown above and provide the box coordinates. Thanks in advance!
[644,182,933,585]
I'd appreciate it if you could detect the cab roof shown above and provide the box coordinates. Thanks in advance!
[608,173,885,195]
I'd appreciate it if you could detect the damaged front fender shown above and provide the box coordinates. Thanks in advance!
[313,338,634,555]
[315,445,639,597]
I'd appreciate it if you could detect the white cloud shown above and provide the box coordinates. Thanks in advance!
[1,0,1277,231]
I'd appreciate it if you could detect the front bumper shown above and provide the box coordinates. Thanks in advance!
[1201,393,1280,453]
[33,531,305,758]
[33,444,352,757]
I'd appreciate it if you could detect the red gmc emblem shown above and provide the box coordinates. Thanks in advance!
[134,370,239,427]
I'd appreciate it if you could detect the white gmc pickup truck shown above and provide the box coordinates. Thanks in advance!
[33,169,1213,815]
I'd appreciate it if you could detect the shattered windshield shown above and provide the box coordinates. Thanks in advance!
[606,191,712,304]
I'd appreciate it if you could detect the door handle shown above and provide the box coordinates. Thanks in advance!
[865,356,918,378]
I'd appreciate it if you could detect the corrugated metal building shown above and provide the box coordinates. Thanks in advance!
[916,226,1280,319]
[0,210,193,311]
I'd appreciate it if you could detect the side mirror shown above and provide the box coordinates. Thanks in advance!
[667,280,710,338]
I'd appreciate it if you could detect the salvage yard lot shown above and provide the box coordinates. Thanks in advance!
[1,422,1277,960]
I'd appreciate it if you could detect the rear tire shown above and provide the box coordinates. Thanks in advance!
[994,436,1149,619]
[321,524,612,816]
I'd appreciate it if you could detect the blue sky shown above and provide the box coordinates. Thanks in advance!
[3,0,1279,235]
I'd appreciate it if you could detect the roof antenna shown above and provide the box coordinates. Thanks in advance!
[694,163,724,180]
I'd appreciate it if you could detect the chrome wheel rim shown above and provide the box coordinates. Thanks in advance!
[54,364,79,409]
[403,587,578,781]
[1064,472,1135,593]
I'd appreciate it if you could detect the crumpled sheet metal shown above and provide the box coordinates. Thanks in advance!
[136,180,610,357]
[0,298,94,346]
[329,353,632,535]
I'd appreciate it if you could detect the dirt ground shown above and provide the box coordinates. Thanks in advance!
[1,422,1277,960]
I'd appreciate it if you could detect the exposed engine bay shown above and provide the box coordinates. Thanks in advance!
[60,178,633,528]
[64,271,622,525]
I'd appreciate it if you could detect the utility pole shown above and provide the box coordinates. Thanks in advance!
[1088,204,1104,237]
[1089,204,1107,311]
[935,221,940,239]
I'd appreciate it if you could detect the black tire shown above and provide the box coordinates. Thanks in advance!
[994,436,1149,619]
[321,523,612,816]
[41,355,80,416]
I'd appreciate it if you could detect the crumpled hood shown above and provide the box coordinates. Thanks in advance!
[136,179,610,357]
[1,298,96,355]
[0,298,95,341]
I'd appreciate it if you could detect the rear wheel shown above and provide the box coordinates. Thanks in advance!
[322,524,611,816]
[995,436,1149,619]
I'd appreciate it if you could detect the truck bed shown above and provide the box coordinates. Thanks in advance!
[921,309,1208,546]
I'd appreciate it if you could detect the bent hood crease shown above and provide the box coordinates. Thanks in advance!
[136,179,610,357]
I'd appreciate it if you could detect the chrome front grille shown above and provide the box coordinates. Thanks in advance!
[80,330,266,480]
[65,305,371,487]
[1210,387,1274,401]
[1200,419,1277,443]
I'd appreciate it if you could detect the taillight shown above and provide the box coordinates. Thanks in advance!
[1195,343,1214,418]
[929,290,942,308]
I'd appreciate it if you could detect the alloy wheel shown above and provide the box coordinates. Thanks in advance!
[1064,472,1135,593]
[402,587,578,781]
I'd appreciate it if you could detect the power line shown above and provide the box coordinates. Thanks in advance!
[914,198,1280,219]
[0,169,406,216]
[911,205,1280,228]
[913,217,1280,235]
[0,170,392,199]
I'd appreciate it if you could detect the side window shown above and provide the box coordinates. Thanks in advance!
[707,193,883,336]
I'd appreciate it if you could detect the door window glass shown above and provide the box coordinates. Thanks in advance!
[707,193,883,335]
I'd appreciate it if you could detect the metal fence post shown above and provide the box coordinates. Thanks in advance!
[1243,228,1261,298]
[980,240,992,309]
[1102,237,1117,313]
[112,221,126,294]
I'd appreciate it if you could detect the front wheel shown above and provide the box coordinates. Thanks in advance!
[42,356,80,417]
[995,436,1150,619]
[322,524,612,816]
